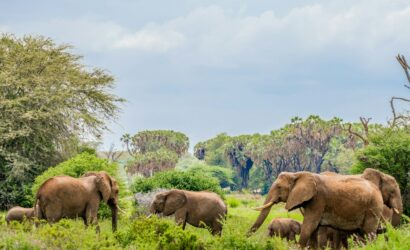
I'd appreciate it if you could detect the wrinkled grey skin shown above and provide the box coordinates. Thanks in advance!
[6,206,36,224]
[268,218,301,241]
[150,189,227,235]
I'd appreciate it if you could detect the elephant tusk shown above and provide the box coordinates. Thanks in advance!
[116,205,126,214]
[393,208,400,214]
[252,201,274,211]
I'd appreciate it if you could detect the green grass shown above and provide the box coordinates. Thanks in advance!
[0,194,409,249]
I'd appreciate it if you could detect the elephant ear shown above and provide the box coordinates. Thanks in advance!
[362,168,382,188]
[95,173,112,203]
[163,190,187,215]
[285,172,317,211]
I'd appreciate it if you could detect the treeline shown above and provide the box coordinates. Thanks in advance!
[193,115,372,192]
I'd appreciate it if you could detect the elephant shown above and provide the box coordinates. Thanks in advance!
[267,218,301,241]
[150,189,227,235]
[248,171,384,248]
[6,206,36,224]
[312,169,403,249]
[35,171,121,232]
[361,168,403,226]
[322,168,402,225]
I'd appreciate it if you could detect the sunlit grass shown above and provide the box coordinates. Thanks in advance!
[0,194,408,249]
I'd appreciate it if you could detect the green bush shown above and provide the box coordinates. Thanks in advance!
[31,152,130,218]
[131,170,223,197]
[352,130,410,215]
[176,157,234,188]
[116,216,204,249]
[226,197,240,208]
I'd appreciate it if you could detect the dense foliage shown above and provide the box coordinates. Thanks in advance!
[0,35,123,209]
[176,156,235,189]
[126,149,179,177]
[352,129,410,215]
[131,170,223,197]
[31,152,130,218]
[122,130,189,157]
[123,130,189,177]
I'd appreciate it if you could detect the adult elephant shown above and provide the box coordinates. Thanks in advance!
[361,168,403,226]
[150,189,227,235]
[248,171,384,247]
[315,169,403,249]
[35,171,121,232]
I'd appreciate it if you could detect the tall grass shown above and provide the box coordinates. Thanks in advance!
[0,194,409,249]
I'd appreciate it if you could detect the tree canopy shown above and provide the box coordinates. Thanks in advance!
[0,35,123,208]
[123,130,189,177]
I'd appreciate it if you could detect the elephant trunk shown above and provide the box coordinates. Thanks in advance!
[248,189,276,235]
[390,198,403,227]
[110,203,118,232]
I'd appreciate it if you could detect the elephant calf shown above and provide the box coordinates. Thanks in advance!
[268,218,301,241]
[6,206,35,224]
[150,189,227,235]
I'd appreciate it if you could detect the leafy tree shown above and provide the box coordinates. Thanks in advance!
[123,130,189,157]
[123,130,189,176]
[0,35,123,209]
[352,129,410,215]
[194,133,230,166]
[126,149,178,177]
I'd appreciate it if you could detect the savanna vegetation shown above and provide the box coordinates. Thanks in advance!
[0,34,409,249]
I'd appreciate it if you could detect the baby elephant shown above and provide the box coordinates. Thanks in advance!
[268,218,301,241]
[150,189,227,235]
[6,206,36,224]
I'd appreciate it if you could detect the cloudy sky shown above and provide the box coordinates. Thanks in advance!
[1,0,410,150]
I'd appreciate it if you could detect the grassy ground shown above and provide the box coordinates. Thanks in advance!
[0,194,409,249]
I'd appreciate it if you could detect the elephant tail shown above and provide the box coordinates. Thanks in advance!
[34,198,44,220]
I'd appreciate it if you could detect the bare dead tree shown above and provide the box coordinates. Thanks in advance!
[105,143,124,163]
[344,117,371,147]
[390,54,410,128]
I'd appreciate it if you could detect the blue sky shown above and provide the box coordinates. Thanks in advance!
[1,0,410,151]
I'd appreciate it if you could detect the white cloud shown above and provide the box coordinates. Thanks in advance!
[4,1,410,65]
[114,29,184,52]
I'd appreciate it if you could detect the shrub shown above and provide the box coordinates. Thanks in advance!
[176,157,234,188]
[226,197,240,208]
[131,170,223,197]
[116,216,204,249]
[352,130,410,215]
[31,152,130,218]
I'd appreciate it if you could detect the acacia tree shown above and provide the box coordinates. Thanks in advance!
[0,35,123,208]
[123,130,189,177]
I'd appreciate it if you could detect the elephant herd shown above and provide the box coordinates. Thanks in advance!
[5,168,403,250]
[249,168,403,249]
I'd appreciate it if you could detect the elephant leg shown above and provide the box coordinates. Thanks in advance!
[299,209,322,247]
[288,232,296,242]
[317,226,328,249]
[174,209,187,230]
[211,220,223,236]
[44,203,62,223]
[85,204,99,233]
[362,210,380,242]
